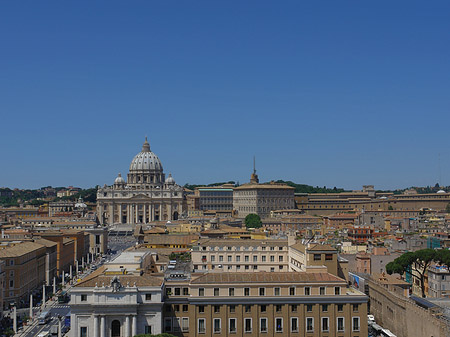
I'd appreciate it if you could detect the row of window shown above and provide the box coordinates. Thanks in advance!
[196,303,357,313]
[164,317,189,332]
[206,255,284,262]
[193,316,360,334]
[194,264,284,271]
[197,286,341,296]
[202,246,284,251]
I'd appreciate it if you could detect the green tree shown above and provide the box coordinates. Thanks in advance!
[245,213,262,228]
[386,249,450,297]
[388,205,394,210]
[134,332,176,337]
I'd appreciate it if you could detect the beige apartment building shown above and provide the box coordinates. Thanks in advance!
[164,271,368,337]
[191,239,289,273]
[0,242,47,307]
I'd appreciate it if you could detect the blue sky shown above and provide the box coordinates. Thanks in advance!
[1,1,449,190]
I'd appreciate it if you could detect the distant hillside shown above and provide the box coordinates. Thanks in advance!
[184,180,346,194]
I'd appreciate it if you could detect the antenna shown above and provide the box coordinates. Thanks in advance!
[253,156,256,174]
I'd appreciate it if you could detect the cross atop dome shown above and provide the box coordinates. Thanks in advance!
[142,136,150,152]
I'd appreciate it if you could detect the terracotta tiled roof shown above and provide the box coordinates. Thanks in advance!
[191,272,345,284]
[143,234,199,245]
[75,266,163,287]
[0,242,45,257]
[196,238,287,247]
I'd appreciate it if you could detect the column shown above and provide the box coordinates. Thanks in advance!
[42,284,46,308]
[126,204,130,224]
[125,315,130,337]
[159,204,162,220]
[150,204,154,222]
[169,203,173,221]
[93,315,99,337]
[135,204,139,224]
[132,315,137,336]
[100,316,105,337]
[73,315,78,337]
[143,204,147,223]
[109,204,114,225]
[29,295,33,319]
[119,204,123,224]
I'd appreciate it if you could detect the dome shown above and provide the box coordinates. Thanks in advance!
[114,173,125,184]
[165,173,175,184]
[437,189,446,194]
[75,197,87,209]
[129,137,163,172]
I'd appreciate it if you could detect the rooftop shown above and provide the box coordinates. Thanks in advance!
[191,272,346,284]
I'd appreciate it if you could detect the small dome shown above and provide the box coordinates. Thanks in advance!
[75,197,87,208]
[129,137,163,172]
[114,173,125,184]
[165,173,175,184]
[437,190,446,194]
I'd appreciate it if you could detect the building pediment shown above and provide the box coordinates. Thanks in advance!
[129,193,152,200]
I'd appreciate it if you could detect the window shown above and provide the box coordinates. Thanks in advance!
[291,304,297,312]
[166,287,172,296]
[174,305,180,312]
[213,318,221,333]
[245,255,249,262]
[199,288,205,296]
[270,255,275,262]
[352,317,360,331]
[145,325,152,334]
[81,294,87,301]
[274,287,280,296]
[305,287,311,295]
[198,305,205,313]
[214,305,220,313]
[182,318,189,332]
[80,327,87,337]
[307,304,313,312]
[322,304,328,312]
[253,265,258,270]
[183,304,188,312]
[229,318,237,333]
[314,254,321,260]
[270,246,275,251]
[175,288,181,295]
[320,286,326,295]
[164,318,172,332]
[306,317,314,332]
[322,317,329,332]
[262,256,266,262]
[145,293,152,301]
[291,317,298,332]
[337,317,345,332]
[259,288,265,296]
[353,303,359,312]
[230,305,236,313]
[244,318,252,333]
[183,287,189,295]
[236,256,241,262]
[335,287,340,295]
[245,305,252,313]
[279,256,283,262]
[214,288,219,296]
[289,287,295,296]
[228,255,232,262]
[229,288,234,296]
[236,265,241,270]
[219,255,223,262]
[244,287,250,296]
[270,267,275,272]
[253,256,258,262]
[260,318,268,333]
[245,265,249,270]
[325,253,333,260]
[275,318,283,333]
[260,304,267,312]
[198,318,206,334]
[337,304,344,312]
[9,280,13,288]
[276,304,282,312]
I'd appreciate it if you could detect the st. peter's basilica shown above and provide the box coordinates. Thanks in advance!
[96,138,184,225]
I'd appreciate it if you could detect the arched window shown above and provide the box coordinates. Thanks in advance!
[111,320,121,337]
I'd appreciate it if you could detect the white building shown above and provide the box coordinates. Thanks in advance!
[70,270,164,337]
[97,138,185,225]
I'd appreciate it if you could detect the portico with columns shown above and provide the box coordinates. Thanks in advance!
[97,138,184,226]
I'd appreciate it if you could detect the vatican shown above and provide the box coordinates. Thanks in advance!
[96,137,185,225]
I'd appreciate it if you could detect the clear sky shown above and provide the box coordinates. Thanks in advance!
[1,1,449,190]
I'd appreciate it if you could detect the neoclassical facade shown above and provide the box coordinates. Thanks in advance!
[97,138,184,225]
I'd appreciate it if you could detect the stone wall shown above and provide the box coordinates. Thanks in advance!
[368,279,450,337]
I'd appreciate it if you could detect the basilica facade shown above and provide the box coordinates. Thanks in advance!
[97,138,184,225]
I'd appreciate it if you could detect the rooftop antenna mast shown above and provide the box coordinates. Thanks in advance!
[253,156,256,175]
